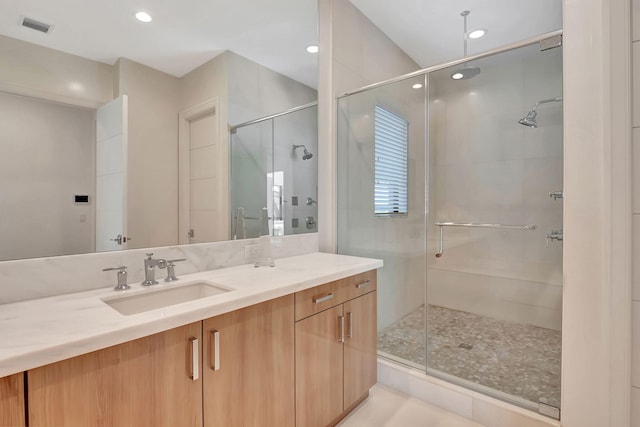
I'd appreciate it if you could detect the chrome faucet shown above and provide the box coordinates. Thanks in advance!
[142,253,166,286]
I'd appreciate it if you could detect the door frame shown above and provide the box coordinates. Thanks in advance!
[178,98,219,244]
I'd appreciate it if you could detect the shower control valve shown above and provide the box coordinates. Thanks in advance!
[548,191,563,201]
[546,229,563,247]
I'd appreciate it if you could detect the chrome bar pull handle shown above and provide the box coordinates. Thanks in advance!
[338,316,345,343]
[435,224,444,258]
[211,330,220,371]
[356,280,372,289]
[347,312,353,339]
[313,293,334,304]
[189,337,199,381]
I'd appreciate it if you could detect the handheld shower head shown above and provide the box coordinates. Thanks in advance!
[293,144,314,160]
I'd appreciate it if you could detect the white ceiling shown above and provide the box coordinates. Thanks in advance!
[0,1,561,91]
[350,0,562,68]
[0,0,319,88]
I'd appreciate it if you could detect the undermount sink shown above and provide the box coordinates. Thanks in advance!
[102,282,231,316]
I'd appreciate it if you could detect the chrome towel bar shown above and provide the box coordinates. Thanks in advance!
[434,221,536,258]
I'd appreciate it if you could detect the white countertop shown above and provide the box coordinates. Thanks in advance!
[0,252,382,378]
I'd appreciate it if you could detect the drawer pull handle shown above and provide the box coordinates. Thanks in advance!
[356,280,372,289]
[190,337,199,381]
[338,315,345,343]
[211,330,220,371]
[347,312,353,338]
[313,293,334,304]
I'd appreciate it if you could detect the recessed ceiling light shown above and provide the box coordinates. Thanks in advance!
[135,11,152,23]
[412,83,423,89]
[467,29,487,39]
[451,66,481,80]
[306,45,319,54]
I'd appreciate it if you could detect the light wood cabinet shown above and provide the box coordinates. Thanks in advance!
[28,322,203,427]
[295,304,345,427]
[0,372,26,427]
[202,295,295,427]
[295,271,377,427]
[343,291,377,409]
[21,270,377,427]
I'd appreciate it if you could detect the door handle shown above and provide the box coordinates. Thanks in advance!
[356,280,372,289]
[110,234,130,245]
[313,293,334,304]
[338,316,345,343]
[211,330,220,371]
[347,312,353,339]
[189,337,199,381]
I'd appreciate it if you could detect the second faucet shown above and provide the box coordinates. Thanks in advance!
[142,253,166,286]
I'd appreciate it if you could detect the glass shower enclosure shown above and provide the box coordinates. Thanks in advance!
[337,37,563,416]
[229,103,318,239]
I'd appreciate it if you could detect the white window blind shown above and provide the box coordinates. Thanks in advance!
[374,105,408,216]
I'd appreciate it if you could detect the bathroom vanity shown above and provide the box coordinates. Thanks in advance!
[0,253,381,427]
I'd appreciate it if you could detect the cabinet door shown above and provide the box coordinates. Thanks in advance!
[28,322,203,427]
[1,373,25,426]
[343,291,377,409]
[295,304,344,427]
[203,295,294,427]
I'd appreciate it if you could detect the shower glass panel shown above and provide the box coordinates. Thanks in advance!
[337,75,428,370]
[427,43,562,411]
[230,120,273,239]
[230,104,318,239]
[337,42,563,414]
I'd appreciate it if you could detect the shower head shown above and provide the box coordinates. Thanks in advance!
[518,97,562,128]
[450,11,481,81]
[518,110,538,128]
[293,144,314,160]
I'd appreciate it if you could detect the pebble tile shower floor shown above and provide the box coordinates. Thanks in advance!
[377,305,561,408]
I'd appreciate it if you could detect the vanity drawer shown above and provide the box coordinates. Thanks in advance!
[341,270,376,301]
[294,270,377,321]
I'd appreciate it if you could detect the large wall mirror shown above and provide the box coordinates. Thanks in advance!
[0,0,318,261]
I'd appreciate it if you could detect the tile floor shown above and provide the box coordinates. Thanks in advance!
[377,305,561,408]
[338,384,485,427]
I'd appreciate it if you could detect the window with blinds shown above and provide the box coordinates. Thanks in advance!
[374,105,408,216]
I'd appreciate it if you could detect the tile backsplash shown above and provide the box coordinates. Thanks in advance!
[0,233,319,305]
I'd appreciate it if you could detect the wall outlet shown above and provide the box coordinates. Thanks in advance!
[244,244,259,261]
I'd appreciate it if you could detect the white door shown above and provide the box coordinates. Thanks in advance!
[95,95,128,252]
[179,99,225,244]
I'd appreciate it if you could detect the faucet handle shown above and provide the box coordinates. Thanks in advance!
[165,259,187,282]
[102,266,130,291]
[146,253,154,259]
[102,265,127,272]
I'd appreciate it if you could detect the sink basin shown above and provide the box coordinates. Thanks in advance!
[102,282,231,316]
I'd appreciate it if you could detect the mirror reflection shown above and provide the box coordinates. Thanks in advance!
[0,0,318,261]
[230,102,318,239]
